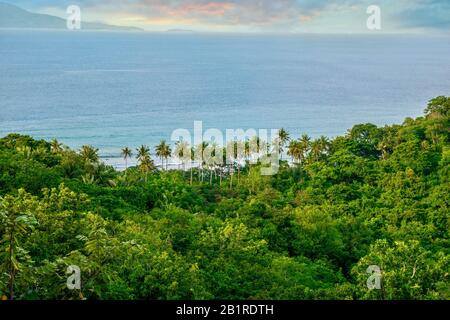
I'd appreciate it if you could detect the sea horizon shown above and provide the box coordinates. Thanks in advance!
[1,30,450,168]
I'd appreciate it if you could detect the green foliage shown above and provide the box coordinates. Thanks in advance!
[425,96,450,118]
[0,97,448,300]
[352,240,449,299]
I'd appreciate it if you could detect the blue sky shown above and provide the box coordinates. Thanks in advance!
[5,0,450,33]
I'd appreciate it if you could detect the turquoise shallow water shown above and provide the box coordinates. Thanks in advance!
[1,30,449,167]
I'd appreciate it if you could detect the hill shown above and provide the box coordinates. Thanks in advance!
[0,2,142,31]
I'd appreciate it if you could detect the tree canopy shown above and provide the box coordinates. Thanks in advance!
[0,97,448,300]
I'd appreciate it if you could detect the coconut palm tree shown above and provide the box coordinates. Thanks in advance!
[226,141,236,188]
[318,136,330,153]
[244,140,251,162]
[80,145,99,163]
[287,140,301,164]
[308,136,330,163]
[139,156,155,182]
[258,139,270,157]
[277,128,290,160]
[50,139,63,153]
[299,134,311,164]
[235,141,245,184]
[155,140,165,170]
[204,142,220,185]
[121,147,133,170]
[219,147,227,185]
[248,136,261,161]
[190,146,195,185]
[136,145,150,163]
[174,141,190,170]
[206,148,215,185]
[155,140,172,170]
[16,146,32,159]
[194,142,209,182]
[164,144,172,170]
[310,140,322,163]
[136,145,154,181]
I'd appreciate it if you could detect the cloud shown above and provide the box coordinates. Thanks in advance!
[5,0,450,32]
[115,0,368,29]
[8,0,356,26]
[395,0,450,29]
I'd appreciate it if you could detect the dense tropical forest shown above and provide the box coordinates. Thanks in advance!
[0,97,448,300]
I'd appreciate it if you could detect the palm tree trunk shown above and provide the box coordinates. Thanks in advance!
[238,165,241,185]
[229,166,233,189]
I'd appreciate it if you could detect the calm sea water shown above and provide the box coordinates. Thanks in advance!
[1,30,449,167]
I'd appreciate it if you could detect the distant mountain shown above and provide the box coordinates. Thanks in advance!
[0,2,143,31]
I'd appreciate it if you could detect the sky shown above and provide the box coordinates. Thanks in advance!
[5,0,450,33]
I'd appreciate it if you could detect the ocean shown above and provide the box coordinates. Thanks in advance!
[1,30,449,168]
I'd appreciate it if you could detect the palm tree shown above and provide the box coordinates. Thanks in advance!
[174,141,190,170]
[16,146,32,159]
[308,136,329,163]
[318,136,330,153]
[259,139,270,156]
[155,141,164,170]
[206,147,215,185]
[248,136,261,161]
[244,140,251,162]
[310,140,322,162]
[80,145,99,163]
[205,142,220,185]
[81,173,95,185]
[219,147,227,186]
[139,156,155,182]
[136,145,154,181]
[226,141,236,188]
[121,147,133,170]
[190,147,195,185]
[287,140,301,164]
[155,140,172,170]
[50,139,63,153]
[317,136,330,159]
[136,145,150,163]
[163,143,172,170]
[195,142,209,182]
[235,141,245,184]
[299,134,311,164]
[277,128,290,160]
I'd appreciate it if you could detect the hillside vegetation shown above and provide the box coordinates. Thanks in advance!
[0,97,448,300]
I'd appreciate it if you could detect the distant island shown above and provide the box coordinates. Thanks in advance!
[0,2,143,31]
[166,29,195,33]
